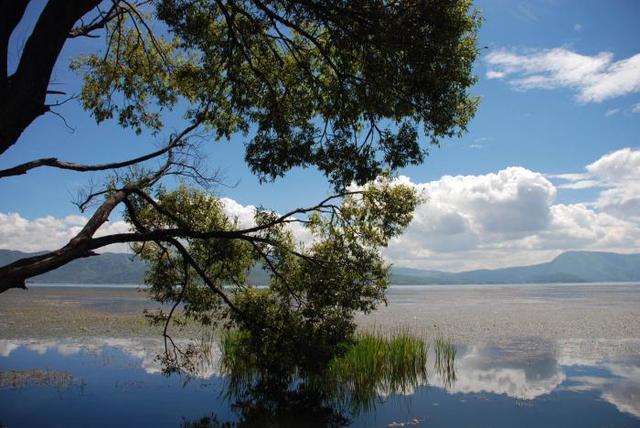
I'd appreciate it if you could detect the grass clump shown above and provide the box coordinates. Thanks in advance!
[218,327,456,417]
[325,330,428,411]
[434,336,457,388]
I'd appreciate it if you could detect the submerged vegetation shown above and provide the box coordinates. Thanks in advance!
[0,369,75,390]
[325,330,428,412]
[213,329,457,426]
[434,337,457,388]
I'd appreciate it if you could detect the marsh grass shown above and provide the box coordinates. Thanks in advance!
[324,328,428,412]
[434,336,457,388]
[219,329,263,393]
[219,327,456,415]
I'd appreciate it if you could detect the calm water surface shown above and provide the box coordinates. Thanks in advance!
[1,285,639,427]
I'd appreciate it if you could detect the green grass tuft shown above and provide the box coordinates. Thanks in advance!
[219,327,456,414]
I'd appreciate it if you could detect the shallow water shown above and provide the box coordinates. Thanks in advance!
[1,336,639,427]
[1,285,639,427]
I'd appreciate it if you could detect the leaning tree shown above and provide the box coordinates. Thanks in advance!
[0,0,479,369]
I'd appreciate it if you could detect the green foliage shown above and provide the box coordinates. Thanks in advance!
[74,0,481,188]
[76,0,478,390]
[134,178,419,374]
[70,24,183,135]
[132,186,257,326]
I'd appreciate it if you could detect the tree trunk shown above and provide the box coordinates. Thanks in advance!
[0,0,100,155]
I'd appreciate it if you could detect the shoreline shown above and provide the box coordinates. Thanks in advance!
[23,281,640,289]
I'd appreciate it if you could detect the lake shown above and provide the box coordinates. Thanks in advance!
[1,284,639,427]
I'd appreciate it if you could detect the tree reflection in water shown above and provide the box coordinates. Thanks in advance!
[181,334,457,427]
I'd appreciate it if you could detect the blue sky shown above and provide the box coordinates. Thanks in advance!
[1,0,639,271]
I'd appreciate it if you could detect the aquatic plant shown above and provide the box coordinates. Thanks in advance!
[0,369,75,390]
[434,336,457,388]
[219,328,455,417]
[324,330,429,412]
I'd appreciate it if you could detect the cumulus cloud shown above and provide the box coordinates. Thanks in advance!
[385,148,640,270]
[555,148,640,220]
[0,213,130,253]
[586,147,640,184]
[219,197,312,245]
[485,48,640,103]
[219,197,258,229]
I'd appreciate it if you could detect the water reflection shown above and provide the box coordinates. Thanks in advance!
[558,338,640,418]
[1,337,640,426]
[0,337,219,378]
[431,338,640,420]
[438,339,566,399]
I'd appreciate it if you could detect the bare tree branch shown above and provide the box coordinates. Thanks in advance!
[68,2,124,39]
[0,147,174,293]
[0,123,196,178]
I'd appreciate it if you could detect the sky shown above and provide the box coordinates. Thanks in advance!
[1,0,639,271]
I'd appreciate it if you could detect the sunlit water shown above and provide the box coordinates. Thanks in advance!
[1,285,639,427]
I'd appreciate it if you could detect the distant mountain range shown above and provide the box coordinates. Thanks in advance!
[392,251,640,284]
[1,249,639,285]
[0,250,147,285]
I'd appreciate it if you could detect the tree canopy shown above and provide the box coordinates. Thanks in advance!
[73,0,480,188]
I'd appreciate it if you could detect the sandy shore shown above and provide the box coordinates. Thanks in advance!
[1,284,639,345]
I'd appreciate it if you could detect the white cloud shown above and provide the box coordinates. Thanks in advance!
[557,180,601,190]
[550,148,640,220]
[486,70,506,79]
[586,147,640,184]
[632,103,640,113]
[548,172,591,181]
[0,213,130,253]
[605,108,620,117]
[571,148,640,219]
[219,197,312,245]
[219,197,257,229]
[385,149,640,270]
[485,48,640,103]
[574,23,582,32]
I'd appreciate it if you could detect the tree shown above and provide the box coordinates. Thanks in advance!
[136,179,420,373]
[0,0,480,362]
